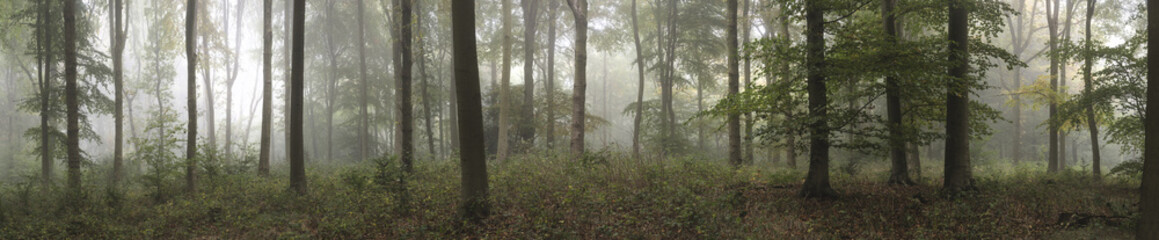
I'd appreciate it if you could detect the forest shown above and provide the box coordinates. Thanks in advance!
[1,0,1159,238]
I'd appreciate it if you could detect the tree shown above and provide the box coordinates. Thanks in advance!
[288,0,306,195]
[1045,0,1060,172]
[884,0,913,185]
[39,0,54,186]
[451,0,490,222]
[357,0,369,161]
[545,0,558,149]
[111,0,127,185]
[799,0,835,198]
[224,0,246,159]
[63,0,81,196]
[497,0,512,161]
[943,0,974,194]
[185,0,199,192]
[567,0,588,158]
[1139,0,1159,237]
[727,0,741,167]
[630,0,644,158]
[260,0,273,175]
[397,0,414,173]
[520,0,538,149]
[1083,0,1101,178]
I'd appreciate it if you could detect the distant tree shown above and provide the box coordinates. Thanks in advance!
[798,0,835,198]
[63,0,82,197]
[726,0,740,167]
[451,0,490,222]
[288,0,306,195]
[567,0,588,157]
[943,0,974,194]
[545,0,558,149]
[185,0,199,192]
[357,0,369,161]
[260,0,273,175]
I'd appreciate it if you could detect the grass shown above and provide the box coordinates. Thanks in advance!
[0,153,1140,239]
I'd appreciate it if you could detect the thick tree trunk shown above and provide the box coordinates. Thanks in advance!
[727,0,741,167]
[63,0,82,197]
[520,0,538,149]
[289,0,307,195]
[497,0,512,161]
[186,0,199,193]
[944,0,974,194]
[260,0,273,176]
[884,0,913,185]
[450,0,490,222]
[1140,0,1159,236]
[799,0,835,198]
[397,0,414,173]
[567,0,588,158]
[630,0,644,158]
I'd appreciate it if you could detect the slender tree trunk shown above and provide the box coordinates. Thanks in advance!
[884,0,913,185]
[358,0,370,161]
[203,56,216,167]
[497,0,512,161]
[1059,0,1075,169]
[741,0,753,164]
[1083,0,1101,178]
[799,0,835,198]
[325,0,338,162]
[63,0,82,198]
[397,0,415,173]
[726,0,741,168]
[288,0,307,195]
[1046,0,1060,173]
[417,0,436,159]
[908,142,922,180]
[185,0,199,193]
[112,0,126,185]
[451,0,490,222]
[545,0,558,149]
[630,0,644,158]
[780,6,794,169]
[520,0,538,149]
[567,0,588,158]
[260,0,273,176]
[39,0,54,187]
[284,0,293,163]
[944,0,974,194]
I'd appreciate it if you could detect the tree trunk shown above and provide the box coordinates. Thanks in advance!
[520,0,538,149]
[741,0,753,164]
[325,0,338,162]
[289,0,307,195]
[1046,0,1060,173]
[567,0,588,158]
[727,0,741,167]
[546,0,558,149]
[1140,0,1159,236]
[284,0,293,163]
[1059,0,1076,169]
[450,0,490,222]
[260,0,273,176]
[112,0,126,185]
[358,0,370,161]
[417,0,436,159]
[944,0,974,194]
[63,0,82,198]
[497,0,512,161]
[202,55,216,168]
[884,0,913,185]
[1083,0,1101,178]
[39,0,54,187]
[799,0,835,198]
[185,0,199,193]
[630,0,644,158]
[224,0,245,159]
[397,0,414,173]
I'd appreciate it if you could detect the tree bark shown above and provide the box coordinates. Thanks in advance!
[451,0,490,222]
[520,0,538,149]
[799,0,835,198]
[497,0,512,161]
[884,0,913,185]
[546,0,558,149]
[397,0,415,173]
[1140,0,1159,237]
[112,0,127,185]
[289,0,307,195]
[39,0,54,187]
[567,0,588,158]
[186,0,200,193]
[944,0,974,194]
[1046,0,1060,173]
[630,0,644,158]
[260,0,273,176]
[358,0,370,161]
[727,0,741,167]
[741,0,754,164]
[63,0,82,197]
[1083,0,1101,178]
[417,0,436,159]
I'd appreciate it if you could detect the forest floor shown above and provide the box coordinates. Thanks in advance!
[0,153,1140,239]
